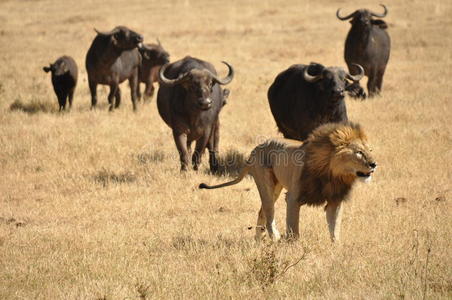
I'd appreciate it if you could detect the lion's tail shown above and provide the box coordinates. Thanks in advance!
[198,165,251,190]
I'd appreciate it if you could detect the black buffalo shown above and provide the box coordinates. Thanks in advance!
[85,26,143,111]
[268,62,364,141]
[138,40,170,102]
[43,56,78,111]
[157,56,234,172]
[337,4,391,97]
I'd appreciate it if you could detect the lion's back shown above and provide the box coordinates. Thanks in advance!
[248,138,303,167]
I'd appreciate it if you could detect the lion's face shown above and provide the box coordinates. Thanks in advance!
[306,122,377,183]
[330,140,376,183]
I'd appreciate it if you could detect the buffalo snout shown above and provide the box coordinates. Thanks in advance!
[134,34,143,44]
[198,98,212,110]
[162,55,170,64]
[332,88,345,98]
[358,15,371,25]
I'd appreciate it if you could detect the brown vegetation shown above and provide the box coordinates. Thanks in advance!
[0,0,451,299]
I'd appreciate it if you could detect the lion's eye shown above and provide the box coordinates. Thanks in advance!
[356,151,363,159]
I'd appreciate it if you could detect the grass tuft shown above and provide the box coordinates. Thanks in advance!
[246,242,308,290]
[135,282,151,300]
[93,168,137,187]
[136,150,166,164]
[9,98,57,114]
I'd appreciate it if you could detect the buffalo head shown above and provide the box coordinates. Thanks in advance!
[139,40,170,65]
[159,61,234,110]
[337,4,388,28]
[43,60,68,76]
[94,26,143,50]
[303,62,364,100]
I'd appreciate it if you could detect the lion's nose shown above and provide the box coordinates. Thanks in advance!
[369,162,377,169]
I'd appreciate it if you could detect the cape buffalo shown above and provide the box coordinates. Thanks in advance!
[43,56,78,111]
[85,26,143,111]
[157,56,234,172]
[267,62,364,141]
[138,40,170,102]
[337,4,391,97]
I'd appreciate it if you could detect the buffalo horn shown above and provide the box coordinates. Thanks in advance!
[303,66,323,82]
[94,27,120,36]
[158,63,190,86]
[336,8,357,20]
[346,64,365,81]
[211,61,234,85]
[370,4,388,18]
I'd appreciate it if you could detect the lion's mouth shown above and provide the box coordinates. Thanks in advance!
[356,171,371,178]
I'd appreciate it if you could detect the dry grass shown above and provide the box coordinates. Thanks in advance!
[0,0,451,299]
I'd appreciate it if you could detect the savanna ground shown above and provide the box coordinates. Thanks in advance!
[0,0,451,299]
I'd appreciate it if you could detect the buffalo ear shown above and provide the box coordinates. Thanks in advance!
[222,88,230,106]
[222,88,230,99]
[43,66,51,73]
[371,19,388,29]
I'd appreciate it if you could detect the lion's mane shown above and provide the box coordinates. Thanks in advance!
[297,122,368,206]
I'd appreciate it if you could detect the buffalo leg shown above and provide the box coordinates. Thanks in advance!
[207,120,220,172]
[129,70,139,111]
[108,84,118,111]
[56,90,66,111]
[143,83,154,102]
[68,88,74,110]
[89,80,97,109]
[192,131,211,171]
[187,140,193,157]
[137,83,142,101]
[149,84,155,98]
[367,68,379,97]
[62,93,68,110]
[375,67,386,94]
[114,87,121,108]
[173,131,189,171]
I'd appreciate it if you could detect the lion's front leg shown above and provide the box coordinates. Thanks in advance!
[325,201,343,242]
[286,192,301,240]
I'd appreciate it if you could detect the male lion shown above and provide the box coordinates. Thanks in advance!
[199,122,376,242]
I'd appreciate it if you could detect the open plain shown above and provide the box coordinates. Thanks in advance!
[0,0,451,299]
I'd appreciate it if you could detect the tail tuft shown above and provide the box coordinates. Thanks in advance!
[199,183,208,189]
